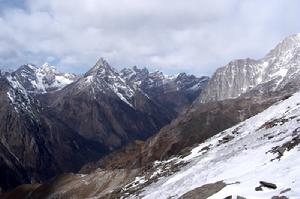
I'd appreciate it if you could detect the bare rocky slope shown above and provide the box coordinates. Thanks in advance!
[0,75,105,192]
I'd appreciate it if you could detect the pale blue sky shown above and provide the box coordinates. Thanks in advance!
[0,0,300,76]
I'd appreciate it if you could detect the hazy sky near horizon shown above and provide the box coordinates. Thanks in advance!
[0,0,300,75]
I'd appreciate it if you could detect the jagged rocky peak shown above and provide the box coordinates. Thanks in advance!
[199,33,300,103]
[74,58,136,106]
[84,57,116,77]
[265,33,300,60]
[120,65,209,96]
[131,65,149,75]
[120,65,149,82]
[3,74,39,119]
[175,72,209,90]
[40,62,56,73]
[12,62,77,93]
[82,58,127,86]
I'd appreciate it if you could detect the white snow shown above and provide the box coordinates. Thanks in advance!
[6,75,38,118]
[17,63,77,93]
[128,91,300,199]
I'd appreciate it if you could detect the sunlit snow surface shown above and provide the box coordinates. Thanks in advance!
[130,92,300,199]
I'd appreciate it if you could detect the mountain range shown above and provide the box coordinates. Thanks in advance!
[1,33,300,199]
[0,58,208,192]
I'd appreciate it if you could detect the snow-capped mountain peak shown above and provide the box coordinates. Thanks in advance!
[12,63,77,93]
[74,58,136,107]
[199,33,300,103]
[4,74,39,119]
[85,58,115,77]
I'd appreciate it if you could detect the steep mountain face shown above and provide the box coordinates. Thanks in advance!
[0,58,207,193]
[12,63,77,93]
[200,33,300,103]
[0,74,107,192]
[42,59,176,150]
[81,89,291,172]
[8,81,300,199]
[121,66,209,113]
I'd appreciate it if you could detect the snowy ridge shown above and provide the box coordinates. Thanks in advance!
[6,75,38,118]
[13,63,77,93]
[74,58,136,107]
[120,66,177,89]
[200,33,300,103]
[121,65,208,95]
[72,58,207,108]
[123,91,300,198]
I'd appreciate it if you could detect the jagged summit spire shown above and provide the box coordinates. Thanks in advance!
[85,57,115,77]
[95,57,109,68]
[265,33,300,60]
[40,62,57,73]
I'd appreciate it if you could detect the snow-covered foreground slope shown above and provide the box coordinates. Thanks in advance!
[126,91,300,199]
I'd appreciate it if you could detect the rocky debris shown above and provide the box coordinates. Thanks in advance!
[178,181,226,199]
[271,196,289,199]
[258,116,297,130]
[2,169,140,199]
[259,181,277,189]
[224,196,247,199]
[178,147,193,158]
[280,188,291,194]
[199,144,212,153]
[255,181,277,191]
[269,134,300,160]
[218,135,235,145]
[231,126,243,135]
[113,160,189,198]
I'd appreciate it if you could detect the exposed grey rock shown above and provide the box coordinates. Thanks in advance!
[259,181,277,189]
[178,181,226,199]
[199,34,300,103]
[12,63,77,93]
[120,65,209,113]
[271,196,289,199]
[280,188,291,194]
